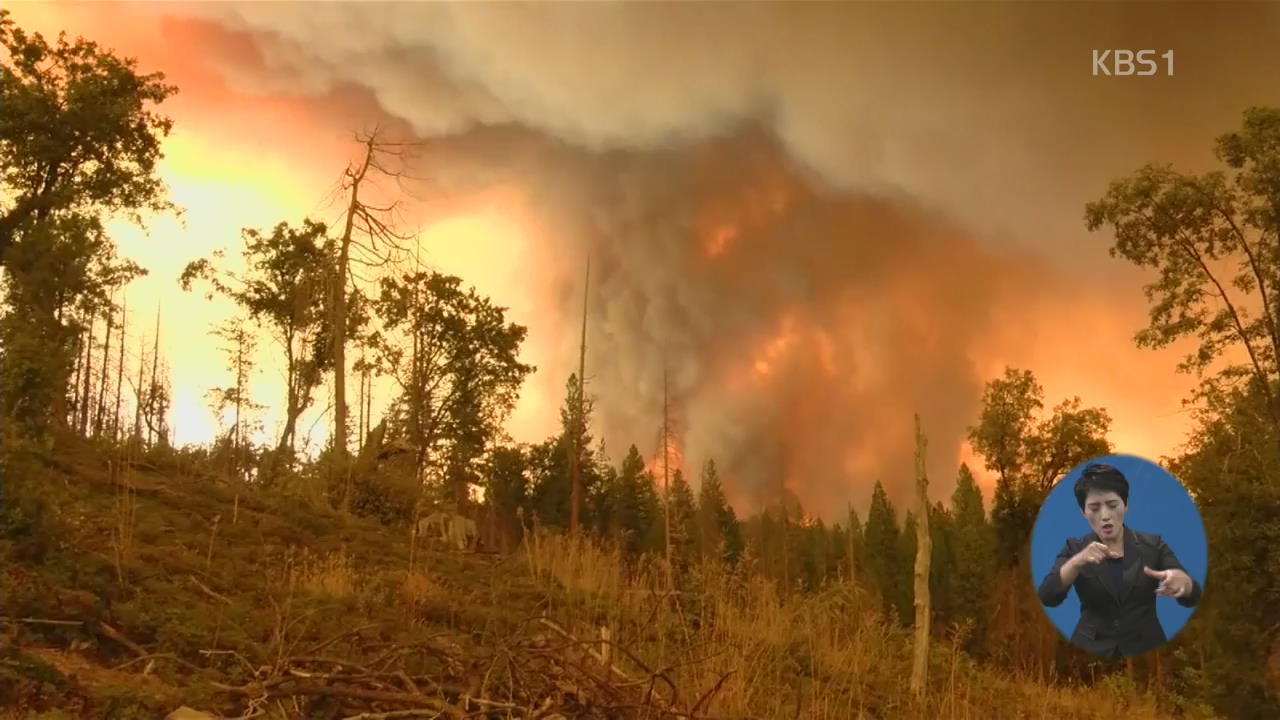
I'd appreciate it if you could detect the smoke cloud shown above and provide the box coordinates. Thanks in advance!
[141,1,1278,517]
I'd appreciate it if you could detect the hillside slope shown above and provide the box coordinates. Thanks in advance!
[0,445,1201,719]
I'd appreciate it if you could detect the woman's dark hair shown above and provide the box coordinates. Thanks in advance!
[1073,464,1130,510]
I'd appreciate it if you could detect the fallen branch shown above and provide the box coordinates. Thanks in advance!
[0,617,84,627]
[213,680,467,718]
[538,617,678,705]
[690,670,736,716]
[92,620,147,658]
[199,648,265,678]
[113,652,204,674]
[340,711,447,720]
[189,574,233,605]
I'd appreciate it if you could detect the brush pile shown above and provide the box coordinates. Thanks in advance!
[201,616,740,720]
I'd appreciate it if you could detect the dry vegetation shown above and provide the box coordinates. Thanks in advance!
[0,442,1200,719]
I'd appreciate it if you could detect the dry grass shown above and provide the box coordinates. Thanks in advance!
[522,527,1190,720]
[401,568,439,608]
[287,547,359,599]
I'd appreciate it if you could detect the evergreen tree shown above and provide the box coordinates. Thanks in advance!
[668,468,698,581]
[529,375,600,529]
[928,500,955,632]
[900,510,918,627]
[800,520,829,593]
[697,459,742,566]
[864,481,905,622]
[949,463,996,642]
[846,506,864,586]
[610,445,655,558]
[586,441,615,539]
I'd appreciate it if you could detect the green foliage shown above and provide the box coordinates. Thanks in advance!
[0,9,176,258]
[369,269,533,503]
[927,500,955,628]
[1168,382,1280,716]
[484,444,529,551]
[970,367,1110,564]
[863,481,906,622]
[946,464,996,649]
[182,220,332,459]
[529,374,603,530]
[0,647,71,714]
[0,11,174,438]
[899,509,917,625]
[1086,106,1280,449]
[696,459,742,567]
[668,468,698,579]
[1083,106,1280,717]
[968,368,1044,484]
[607,445,660,559]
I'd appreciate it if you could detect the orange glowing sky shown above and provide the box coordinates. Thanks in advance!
[10,2,552,453]
[10,1,1277,517]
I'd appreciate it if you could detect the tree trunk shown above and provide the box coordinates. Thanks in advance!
[132,333,145,443]
[569,257,590,536]
[662,363,673,591]
[79,310,95,437]
[910,414,932,697]
[68,327,84,429]
[95,302,113,438]
[112,296,127,442]
[148,306,161,446]
[332,139,378,512]
[233,328,245,482]
[848,503,857,585]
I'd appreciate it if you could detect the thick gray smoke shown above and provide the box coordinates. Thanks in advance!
[397,124,1045,517]
[153,1,1279,517]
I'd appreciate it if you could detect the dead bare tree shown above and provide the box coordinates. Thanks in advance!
[660,363,674,591]
[132,329,145,444]
[847,502,857,585]
[910,413,932,697]
[328,128,416,509]
[112,295,127,442]
[569,257,590,536]
[94,298,114,437]
[78,307,95,436]
[147,306,160,446]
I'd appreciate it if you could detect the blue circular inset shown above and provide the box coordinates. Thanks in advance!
[1030,454,1208,657]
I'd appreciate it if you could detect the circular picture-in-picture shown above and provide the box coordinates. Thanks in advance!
[1030,454,1208,660]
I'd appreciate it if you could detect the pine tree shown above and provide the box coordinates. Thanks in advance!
[697,459,741,567]
[801,520,829,592]
[668,468,698,583]
[847,505,863,586]
[864,481,905,622]
[611,445,654,559]
[949,463,996,635]
[900,510,918,627]
[928,500,955,633]
[529,375,599,529]
[586,441,615,539]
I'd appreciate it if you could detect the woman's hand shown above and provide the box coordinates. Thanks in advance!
[1144,566,1192,598]
[1058,541,1122,588]
[1069,541,1121,568]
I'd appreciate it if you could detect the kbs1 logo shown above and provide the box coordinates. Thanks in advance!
[1092,50,1174,76]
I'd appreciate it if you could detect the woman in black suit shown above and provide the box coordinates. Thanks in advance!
[1037,463,1202,658]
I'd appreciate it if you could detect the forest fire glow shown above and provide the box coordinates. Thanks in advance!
[647,438,687,484]
[704,223,738,258]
